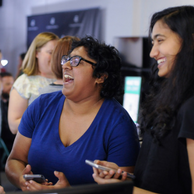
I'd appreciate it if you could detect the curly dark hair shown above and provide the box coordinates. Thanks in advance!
[69,36,122,98]
[139,6,194,141]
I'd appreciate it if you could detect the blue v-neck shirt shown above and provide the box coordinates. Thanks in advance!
[19,91,140,185]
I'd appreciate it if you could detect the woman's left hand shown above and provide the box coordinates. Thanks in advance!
[25,171,70,191]
[93,167,128,184]
[92,160,128,184]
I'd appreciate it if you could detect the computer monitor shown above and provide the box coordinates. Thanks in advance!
[7,180,133,194]
[123,76,142,123]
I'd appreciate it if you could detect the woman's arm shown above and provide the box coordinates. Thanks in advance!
[187,138,194,194]
[5,132,32,190]
[8,88,28,134]
[92,161,158,194]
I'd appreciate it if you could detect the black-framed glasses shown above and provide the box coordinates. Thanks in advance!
[61,55,97,67]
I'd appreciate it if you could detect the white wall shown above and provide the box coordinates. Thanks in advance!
[0,0,193,75]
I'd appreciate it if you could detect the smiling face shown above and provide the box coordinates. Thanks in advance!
[150,20,182,78]
[36,40,58,78]
[62,46,103,102]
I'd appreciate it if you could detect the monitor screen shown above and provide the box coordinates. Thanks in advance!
[123,76,142,123]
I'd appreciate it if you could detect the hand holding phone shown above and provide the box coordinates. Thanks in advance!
[85,160,135,180]
[23,174,46,183]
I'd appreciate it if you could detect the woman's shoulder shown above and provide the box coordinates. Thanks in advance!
[178,95,194,118]
[25,75,55,86]
[13,74,32,98]
[178,96,194,139]
[38,91,64,104]
[180,96,194,110]
[104,98,129,114]
[14,73,29,84]
[14,74,41,86]
[14,74,55,85]
[102,98,133,122]
[13,74,56,99]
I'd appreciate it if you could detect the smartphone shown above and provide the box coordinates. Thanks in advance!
[23,174,46,183]
[85,160,135,180]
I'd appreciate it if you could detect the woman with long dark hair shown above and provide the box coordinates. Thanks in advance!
[92,5,194,194]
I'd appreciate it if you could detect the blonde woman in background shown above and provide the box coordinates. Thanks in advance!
[8,32,59,134]
[40,35,80,95]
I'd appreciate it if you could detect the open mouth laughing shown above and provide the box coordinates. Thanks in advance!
[64,74,74,82]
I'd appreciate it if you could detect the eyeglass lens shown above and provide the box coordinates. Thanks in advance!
[61,56,80,67]
[70,57,80,66]
[61,56,68,65]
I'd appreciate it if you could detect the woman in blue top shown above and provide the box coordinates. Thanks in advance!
[5,36,140,192]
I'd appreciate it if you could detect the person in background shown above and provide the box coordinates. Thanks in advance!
[92,5,194,194]
[0,75,8,194]
[8,32,59,134]
[5,36,140,192]
[1,72,14,103]
[0,72,15,152]
[15,52,26,80]
[40,36,80,95]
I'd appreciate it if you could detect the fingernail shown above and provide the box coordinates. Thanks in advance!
[117,169,122,173]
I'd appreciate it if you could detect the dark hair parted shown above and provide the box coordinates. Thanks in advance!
[70,36,122,98]
[140,6,194,141]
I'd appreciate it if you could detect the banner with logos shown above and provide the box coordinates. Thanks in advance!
[27,7,101,48]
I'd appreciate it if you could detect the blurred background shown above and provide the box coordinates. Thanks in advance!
[0,0,192,77]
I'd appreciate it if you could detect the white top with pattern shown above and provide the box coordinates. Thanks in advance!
[13,74,56,105]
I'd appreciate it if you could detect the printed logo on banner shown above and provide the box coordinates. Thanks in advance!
[73,15,79,23]
[46,17,59,30]
[31,20,35,26]
[69,15,82,27]
[50,17,55,25]
[28,19,38,31]
[27,8,101,48]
